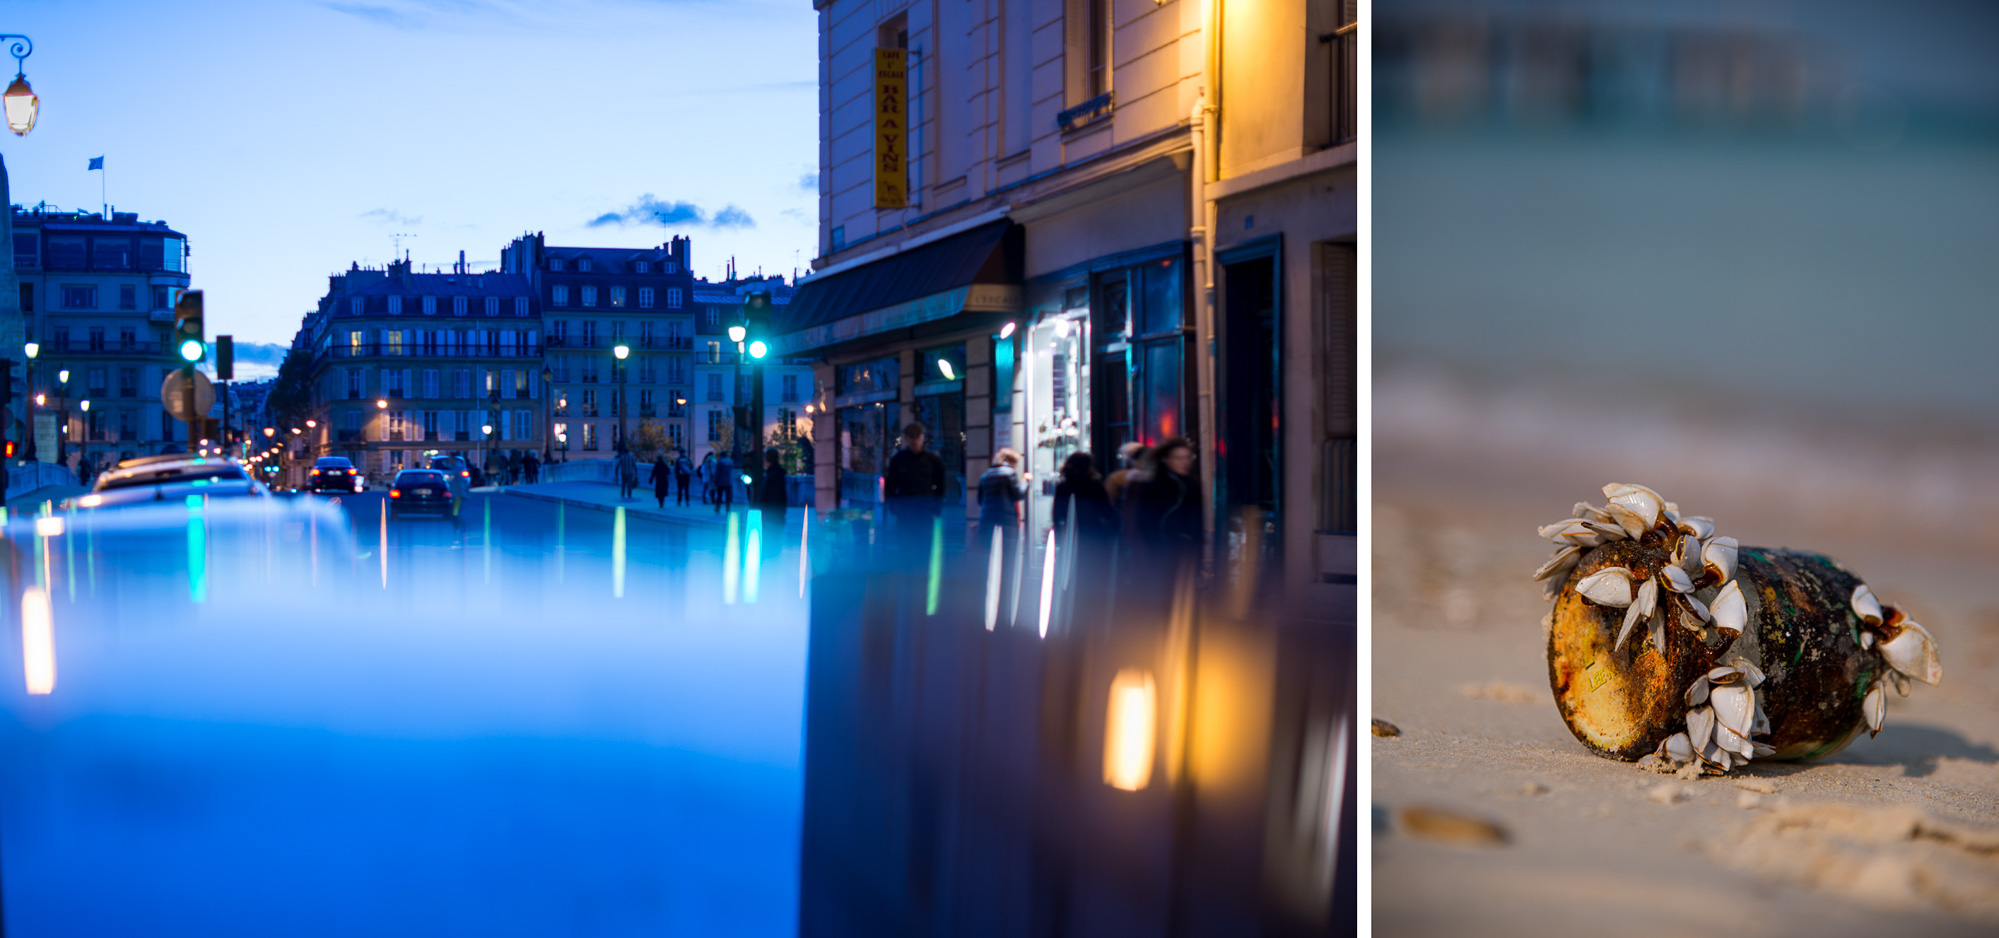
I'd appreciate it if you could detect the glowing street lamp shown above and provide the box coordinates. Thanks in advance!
[2,35,38,137]
[375,399,388,410]
[612,344,631,455]
[727,324,746,344]
[23,340,37,359]
[263,427,275,438]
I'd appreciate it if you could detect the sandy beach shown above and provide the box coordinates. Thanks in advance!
[1370,368,1999,937]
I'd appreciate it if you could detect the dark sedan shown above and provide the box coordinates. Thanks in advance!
[389,469,456,518]
[308,456,363,494]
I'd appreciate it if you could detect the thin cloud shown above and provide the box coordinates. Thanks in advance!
[587,194,755,230]
[360,208,422,226]
[797,172,818,192]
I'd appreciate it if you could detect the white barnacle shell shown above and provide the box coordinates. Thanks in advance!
[1647,603,1667,656]
[1533,545,1582,582]
[1676,515,1715,541]
[1537,518,1601,546]
[1661,731,1694,764]
[1703,536,1739,585]
[1863,682,1887,736]
[1860,630,1875,650]
[1850,584,1883,626]
[1633,577,1658,619]
[1888,669,1911,698]
[1727,656,1766,689]
[1687,706,1716,751]
[1751,699,1770,736]
[1572,502,1612,524]
[1711,580,1748,637]
[1685,673,1711,707]
[1661,564,1694,594]
[1708,681,1756,740]
[1604,503,1651,540]
[1713,717,1755,760]
[1679,592,1711,625]
[1879,619,1942,685]
[1616,600,1647,653]
[1602,483,1664,533]
[1575,567,1635,607]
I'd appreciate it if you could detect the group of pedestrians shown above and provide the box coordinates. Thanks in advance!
[609,447,793,518]
[482,450,542,487]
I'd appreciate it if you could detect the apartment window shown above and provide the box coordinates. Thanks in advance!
[46,235,85,268]
[511,410,532,440]
[13,233,36,267]
[383,369,407,398]
[578,258,592,272]
[152,285,169,309]
[454,369,472,398]
[782,374,798,402]
[707,410,724,442]
[87,368,107,395]
[17,283,28,313]
[706,373,723,402]
[1088,0,1112,98]
[119,284,137,310]
[483,297,496,317]
[706,340,721,363]
[582,389,598,417]
[119,327,136,350]
[552,285,569,306]
[636,261,650,274]
[389,296,403,315]
[549,258,564,271]
[611,322,626,346]
[515,297,529,317]
[422,369,440,398]
[667,358,687,384]
[640,321,656,347]
[639,287,655,309]
[581,286,598,307]
[582,321,598,346]
[666,262,679,274]
[89,327,106,351]
[668,391,687,417]
[384,329,404,356]
[582,423,599,451]
[640,390,655,415]
[91,236,133,270]
[639,360,656,383]
[425,296,439,316]
[347,369,364,399]
[668,423,684,450]
[60,285,96,309]
[667,288,683,309]
[118,367,137,398]
[582,360,600,384]
[52,326,69,351]
[610,286,626,308]
[704,306,719,329]
[351,297,364,315]
[118,408,136,439]
[551,320,568,345]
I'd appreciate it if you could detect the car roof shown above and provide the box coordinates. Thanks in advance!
[315,457,355,466]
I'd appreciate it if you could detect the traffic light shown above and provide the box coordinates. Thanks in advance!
[742,291,772,358]
[215,335,234,381]
[174,290,206,363]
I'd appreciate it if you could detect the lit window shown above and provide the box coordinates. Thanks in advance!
[610,286,626,308]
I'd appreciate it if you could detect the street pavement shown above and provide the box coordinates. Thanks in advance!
[0,490,814,936]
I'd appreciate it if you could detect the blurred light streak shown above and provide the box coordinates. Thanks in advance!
[186,495,208,603]
[925,518,942,616]
[482,497,493,583]
[33,516,63,537]
[984,524,1004,630]
[1037,528,1058,637]
[21,587,54,695]
[723,512,741,604]
[380,496,389,589]
[744,510,762,604]
[1103,669,1157,791]
[556,502,566,583]
[798,509,809,598]
[613,506,627,598]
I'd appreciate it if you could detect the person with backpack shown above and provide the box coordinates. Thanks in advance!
[674,452,694,506]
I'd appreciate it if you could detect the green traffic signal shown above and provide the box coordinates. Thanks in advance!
[748,340,767,359]
[179,339,205,363]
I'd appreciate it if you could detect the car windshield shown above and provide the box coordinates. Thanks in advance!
[94,462,251,493]
[315,459,354,469]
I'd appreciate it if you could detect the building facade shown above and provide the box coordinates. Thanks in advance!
[12,206,194,469]
[500,234,697,461]
[297,259,543,480]
[784,0,1356,608]
[692,275,817,477]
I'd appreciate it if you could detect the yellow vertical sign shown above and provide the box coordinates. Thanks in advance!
[874,47,908,209]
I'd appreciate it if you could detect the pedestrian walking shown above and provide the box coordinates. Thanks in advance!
[698,453,716,504]
[975,448,1027,557]
[1123,437,1202,587]
[1053,451,1118,544]
[758,448,789,522]
[615,447,639,501]
[1103,442,1147,506]
[523,450,540,485]
[674,452,694,506]
[884,423,946,556]
[712,452,736,513]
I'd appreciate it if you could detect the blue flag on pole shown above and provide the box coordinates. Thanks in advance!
[88,156,103,170]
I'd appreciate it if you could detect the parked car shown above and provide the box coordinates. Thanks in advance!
[389,469,455,519]
[74,456,271,510]
[308,456,363,494]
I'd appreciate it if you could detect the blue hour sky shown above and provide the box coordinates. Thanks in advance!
[0,0,819,349]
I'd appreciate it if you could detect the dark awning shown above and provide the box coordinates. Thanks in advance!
[772,221,1022,356]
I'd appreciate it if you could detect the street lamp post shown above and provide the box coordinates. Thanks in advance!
[22,340,36,462]
[1,35,39,137]
[54,368,68,467]
[540,365,553,465]
[375,398,388,482]
[77,398,89,474]
[613,343,630,455]
[727,325,746,474]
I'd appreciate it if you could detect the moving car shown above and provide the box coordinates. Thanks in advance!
[389,469,455,518]
[308,456,363,494]
[429,454,472,501]
[74,456,271,509]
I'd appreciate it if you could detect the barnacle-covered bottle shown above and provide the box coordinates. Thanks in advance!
[1533,484,1941,773]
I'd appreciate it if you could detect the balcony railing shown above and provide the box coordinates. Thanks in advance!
[329,344,543,359]
[1327,19,1357,145]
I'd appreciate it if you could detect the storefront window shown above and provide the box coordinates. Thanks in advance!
[838,356,899,396]
[918,344,966,386]
[1139,257,1183,336]
[838,401,900,509]
[911,391,965,504]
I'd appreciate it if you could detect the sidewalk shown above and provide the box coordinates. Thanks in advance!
[502,481,791,529]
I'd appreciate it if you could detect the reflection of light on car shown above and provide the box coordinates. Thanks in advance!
[1104,669,1157,791]
[34,516,65,538]
[78,494,103,508]
[1037,529,1058,637]
[984,525,1005,630]
[21,587,55,695]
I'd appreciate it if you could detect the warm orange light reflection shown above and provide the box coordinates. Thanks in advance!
[1104,668,1157,791]
[22,588,55,695]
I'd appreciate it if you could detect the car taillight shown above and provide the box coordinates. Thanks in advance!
[390,490,401,498]
[310,469,320,475]
[461,471,469,477]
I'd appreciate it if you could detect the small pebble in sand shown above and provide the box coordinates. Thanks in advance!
[1371,719,1402,738]
[1522,781,1549,796]
[1733,778,1778,795]
[1649,783,1686,805]
[1737,792,1766,810]
[1397,806,1509,846]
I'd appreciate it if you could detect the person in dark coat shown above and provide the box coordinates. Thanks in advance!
[758,449,789,522]
[975,448,1026,556]
[674,452,694,506]
[884,423,946,553]
[648,455,672,509]
[712,452,736,513]
[523,450,540,484]
[1053,451,1118,544]
[1124,437,1202,585]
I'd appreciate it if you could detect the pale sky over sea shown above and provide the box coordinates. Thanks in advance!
[1,0,818,350]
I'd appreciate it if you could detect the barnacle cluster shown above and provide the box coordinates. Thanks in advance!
[1533,483,1942,773]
